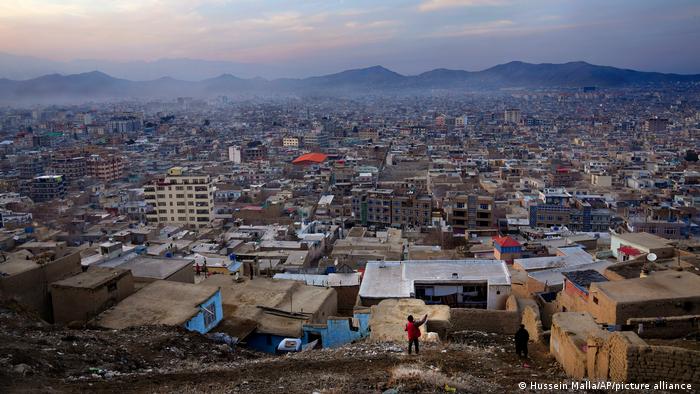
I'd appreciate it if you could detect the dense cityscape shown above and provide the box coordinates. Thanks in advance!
[1,0,700,393]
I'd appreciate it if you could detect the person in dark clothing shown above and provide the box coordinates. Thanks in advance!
[405,314,428,355]
[514,324,529,358]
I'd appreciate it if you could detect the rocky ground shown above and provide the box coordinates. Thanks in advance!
[1,304,583,393]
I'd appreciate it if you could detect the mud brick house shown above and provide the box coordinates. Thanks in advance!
[50,267,135,324]
[96,280,223,334]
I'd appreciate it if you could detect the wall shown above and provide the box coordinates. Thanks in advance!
[588,331,700,384]
[335,285,360,316]
[449,308,519,335]
[302,311,371,349]
[166,263,195,284]
[246,333,287,353]
[487,284,512,310]
[520,303,544,343]
[184,290,223,334]
[51,271,135,324]
[550,312,610,379]
[0,251,82,322]
[626,315,700,339]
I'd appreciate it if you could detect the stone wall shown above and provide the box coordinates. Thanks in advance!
[449,308,520,335]
[588,331,700,384]
[626,315,700,339]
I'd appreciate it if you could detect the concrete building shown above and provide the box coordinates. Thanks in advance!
[643,117,669,132]
[30,175,66,202]
[87,154,124,182]
[144,167,214,228]
[504,108,522,124]
[448,194,494,235]
[528,189,611,232]
[228,146,241,164]
[96,280,223,334]
[351,188,433,229]
[50,154,86,182]
[282,137,300,147]
[358,259,511,309]
[610,232,674,260]
[50,267,135,324]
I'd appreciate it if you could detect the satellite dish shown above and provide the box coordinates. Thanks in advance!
[647,253,658,262]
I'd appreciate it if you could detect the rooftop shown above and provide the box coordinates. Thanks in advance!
[51,267,130,289]
[591,270,700,303]
[108,256,193,280]
[359,259,511,299]
[97,281,219,329]
[613,232,673,249]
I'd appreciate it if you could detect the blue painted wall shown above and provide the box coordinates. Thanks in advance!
[184,289,223,334]
[247,333,287,353]
[302,312,371,349]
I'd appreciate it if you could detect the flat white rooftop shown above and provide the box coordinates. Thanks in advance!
[359,259,511,299]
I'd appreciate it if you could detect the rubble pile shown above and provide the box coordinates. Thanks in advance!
[0,304,262,388]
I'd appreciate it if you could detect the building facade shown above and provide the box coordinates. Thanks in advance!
[144,167,214,228]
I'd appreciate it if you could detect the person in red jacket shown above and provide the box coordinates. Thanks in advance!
[405,314,428,355]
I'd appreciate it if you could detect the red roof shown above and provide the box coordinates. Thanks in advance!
[618,246,642,256]
[493,236,522,248]
[292,152,327,165]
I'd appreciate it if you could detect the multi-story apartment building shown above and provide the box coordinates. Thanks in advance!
[351,188,433,229]
[18,152,46,179]
[87,154,125,182]
[504,108,522,124]
[448,194,495,235]
[643,117,669,132]
[30,175,67,202]
[50,154,86,182]
[144,167,214,229]
[528,189,611,232]
[282,137,300,148]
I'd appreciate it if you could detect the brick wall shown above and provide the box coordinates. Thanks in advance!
[627,345,700,383]
[586,331,700,384]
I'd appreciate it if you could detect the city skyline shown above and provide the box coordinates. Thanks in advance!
[1,0,699,78]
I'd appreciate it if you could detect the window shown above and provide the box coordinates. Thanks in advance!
[202,303,217,327]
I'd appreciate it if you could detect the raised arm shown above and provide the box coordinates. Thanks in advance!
[416,314,428,327]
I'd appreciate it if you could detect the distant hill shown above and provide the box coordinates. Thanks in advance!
[1,61,699,104]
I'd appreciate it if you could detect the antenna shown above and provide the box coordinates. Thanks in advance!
[647,253,657,262]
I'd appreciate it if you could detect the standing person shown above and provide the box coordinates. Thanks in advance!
[202,263,209,278]
[405,314,428,355]
[515,324,529,358]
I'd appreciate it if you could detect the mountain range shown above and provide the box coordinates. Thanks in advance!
[1,61,699,104]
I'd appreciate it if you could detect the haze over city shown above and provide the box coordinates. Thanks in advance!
[1,1,700,393]
[1,0,699,79]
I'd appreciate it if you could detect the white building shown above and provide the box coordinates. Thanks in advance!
[504,108,522,124]
[282,137,300,148]
[228,146,241,164]
[144,167,214,229]
[358,259,511,309]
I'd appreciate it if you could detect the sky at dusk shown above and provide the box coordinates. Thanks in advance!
[1,0,699,77]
